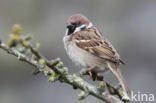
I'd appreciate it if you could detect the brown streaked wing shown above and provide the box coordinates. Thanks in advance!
[74,27,122,64]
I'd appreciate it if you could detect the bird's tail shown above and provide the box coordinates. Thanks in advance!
[107,63,131,98]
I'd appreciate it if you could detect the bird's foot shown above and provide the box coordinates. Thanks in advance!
[78,67,104,81]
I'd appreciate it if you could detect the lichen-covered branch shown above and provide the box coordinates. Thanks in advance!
[0,24,130,103]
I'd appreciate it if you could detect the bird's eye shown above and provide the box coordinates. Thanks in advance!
[70,22,81,27]
[72,23,76,27]
[77,22,81,26]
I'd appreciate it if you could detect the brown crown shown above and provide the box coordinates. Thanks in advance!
[67,14,90,26]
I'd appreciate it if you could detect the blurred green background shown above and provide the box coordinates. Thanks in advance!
[0,0,156,103]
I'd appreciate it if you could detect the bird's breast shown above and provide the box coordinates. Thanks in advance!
[63,36,105,68]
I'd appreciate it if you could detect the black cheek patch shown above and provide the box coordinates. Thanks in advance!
[68,27,75,35]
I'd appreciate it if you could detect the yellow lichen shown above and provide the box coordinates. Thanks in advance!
[12,24,22,35]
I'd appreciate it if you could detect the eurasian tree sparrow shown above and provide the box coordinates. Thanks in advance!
[63,14,130,97]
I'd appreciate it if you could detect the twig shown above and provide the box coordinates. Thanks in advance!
[0,24,129,103]
[0,41,124,103]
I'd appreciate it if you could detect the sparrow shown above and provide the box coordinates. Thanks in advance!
[63,14,130,97]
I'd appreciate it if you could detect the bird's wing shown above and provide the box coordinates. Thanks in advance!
[73,27,124,64]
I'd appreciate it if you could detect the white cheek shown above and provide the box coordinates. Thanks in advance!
[74,24,86,33]
[74,23,93,33]
[74,27,81,33]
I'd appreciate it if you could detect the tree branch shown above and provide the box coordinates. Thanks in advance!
[0,24,130,103]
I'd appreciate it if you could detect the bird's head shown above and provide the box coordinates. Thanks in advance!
[66,14,93,36]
